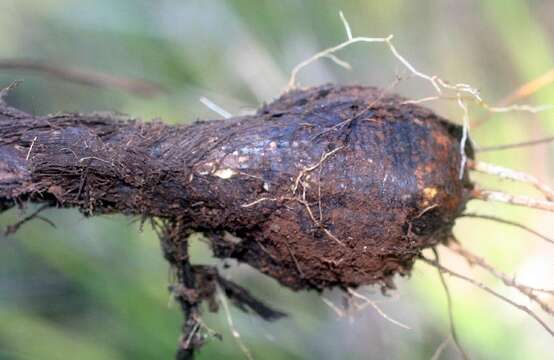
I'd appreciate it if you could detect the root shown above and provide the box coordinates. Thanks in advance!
[419,255,554,337]
[217,286,254,360]
[154,220,284,359]
[283,238,305,278]
[4,204,55,235]
[240,197,282,208]
[457,94,470,179]
[431,249,469,360]
[477,135,554,152]
[287,11,507,183]
[311,76,403,141]
[5,11,554,355]
[0,80,21,103]
[216,275,286,321]
[199,97,233,119]
[430,335,452,360]
[322,289,408,333]
[471,188,554,212]
[347,287,411,330]
[295,185,345,246]
[401,95,553,112]
[482,104,554,113]
[447,240,554,314]
[460,213,554,246]
[468,160,554,201]
[292,146,344,193]
[288,11,554,184]
[321,296,346,318]
[25,136,37,160]
[242,146,347,247]
[287,12,486,100]
[292,146,346,246]
[474,67,554,127]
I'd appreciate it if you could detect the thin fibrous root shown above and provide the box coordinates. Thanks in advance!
[401,95,553,114]
[346,288,411,330]
[477,135,554,152]
[291,146,347,247]
[217,286,254,360]
[475,67,554,127]
[447,240,554,315]
[460,213,554,246]
[468,160,554,201]
[288,11,554,186]
[483,103,554,113]
[4,204,55,235]
[296,181,345,247]
[321,296,346,318]
[431,249,469,360]
[419,255,554,337]
[241,197,281,208]
[199,97,233,119]
[471,188,554,212]
[288,11,485,100]
[430,335,452,360]
[0,80,22,103]
[457,94,470,179]
[292,146,345,193]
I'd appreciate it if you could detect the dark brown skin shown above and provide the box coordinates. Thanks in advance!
[0,84,473,358]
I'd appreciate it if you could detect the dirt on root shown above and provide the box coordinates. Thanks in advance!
[0,84,474,292]
[0,83,477,358]
[203,85,474,290]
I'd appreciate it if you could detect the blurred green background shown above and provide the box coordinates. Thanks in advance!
[1,1,553,359]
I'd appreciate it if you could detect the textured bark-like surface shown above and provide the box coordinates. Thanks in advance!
[0,84,473,292]
[1,84,474,358]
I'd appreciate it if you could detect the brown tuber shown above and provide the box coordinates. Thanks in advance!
[0,84,474,357]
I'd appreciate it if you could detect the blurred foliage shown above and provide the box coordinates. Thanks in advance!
[1,1,553,359]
